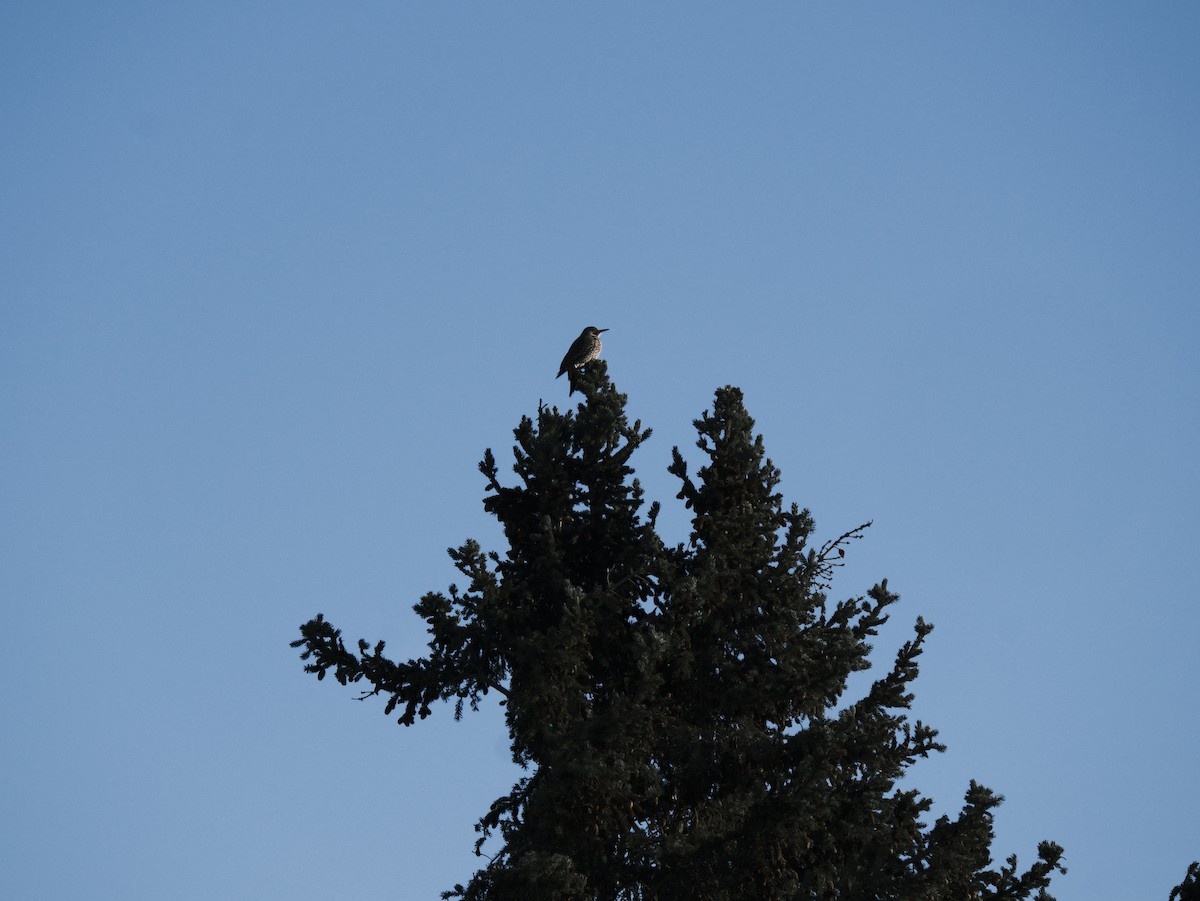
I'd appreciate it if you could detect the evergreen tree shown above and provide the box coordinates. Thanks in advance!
[1171,862,1200,901]
[293,364,1064,900]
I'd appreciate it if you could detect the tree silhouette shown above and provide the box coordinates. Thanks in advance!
[293,364,1065,900]
[1171,862,1200,901]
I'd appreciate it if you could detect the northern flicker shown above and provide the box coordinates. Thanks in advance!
[557,326,608,395]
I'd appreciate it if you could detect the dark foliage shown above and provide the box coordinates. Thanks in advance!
[1172,862,1200,901]
[293,364,1064,900]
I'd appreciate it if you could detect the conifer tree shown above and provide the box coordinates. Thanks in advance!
[293,364,1065,900]
[1172,862,1200,901]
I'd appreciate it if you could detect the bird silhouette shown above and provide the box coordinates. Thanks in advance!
[557,326,608,395]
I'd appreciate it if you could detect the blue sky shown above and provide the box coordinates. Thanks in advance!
[2,3,1197,899]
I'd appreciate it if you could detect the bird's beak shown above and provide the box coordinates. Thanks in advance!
[599,328,610,333]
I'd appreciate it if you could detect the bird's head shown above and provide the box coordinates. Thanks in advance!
[586,327,609,335]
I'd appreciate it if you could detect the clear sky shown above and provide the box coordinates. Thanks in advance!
[2,3,1197,899]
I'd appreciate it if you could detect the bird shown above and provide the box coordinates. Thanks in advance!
[557,326,609,395]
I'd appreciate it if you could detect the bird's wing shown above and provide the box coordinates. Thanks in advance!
[557,336,585,377]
